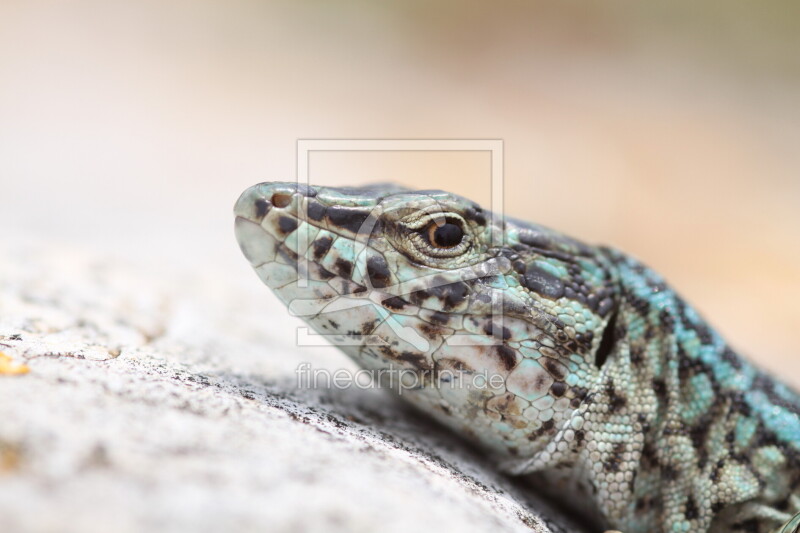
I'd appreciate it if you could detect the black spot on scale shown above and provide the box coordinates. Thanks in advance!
[495,345,517,371]
[527,426,549,442]
[360,319,379,336]
[517,231,552,249]
[675,299,714,346]
[721,347,743,370]
[684,495,699,520]
[627,294,650,316]
[277,216,298,234]
[662,425,681,436]
[326,205,371,234]
[563,386,585,405]
[690,422,711,468]
[464,205,486,225]
[305,201,326,221]
[597,297,614,317]
[346,283,367,295]
[315,266,336,280]
[409,289,430,306]
[428,311,450,325]
[573,339,589,357]
[729,392,751,417]
[662,464,679,481]
[604,442,626,472]
[641,441,657,468]
[427,276,469,309]
[381,296,408,310]
[483,322,511,340]
[254,198,270,219]
[605,381,627,413]
[334,258,353,278]
[550,381,566,397]
[710,459,724,482]
[520,264,565,299]
[629,345,644,364]
[775,496,791,511]
[366,255,391,289]
[635,497,649,511]
[418,322,447,340]
[395,351,431,370]
[543,358,566,380]
[311,236,333,260]
[652,378,667,399]
[753,374,800,412]
[694,323,714,345]
[677,346,700,381]
[658,308,676,331]
[563,287,578,302]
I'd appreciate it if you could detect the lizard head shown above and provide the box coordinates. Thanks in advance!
[234,181,618,458]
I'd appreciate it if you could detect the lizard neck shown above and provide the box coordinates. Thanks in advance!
[575,248,800,532]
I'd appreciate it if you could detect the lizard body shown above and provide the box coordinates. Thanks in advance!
[234,182,800,533]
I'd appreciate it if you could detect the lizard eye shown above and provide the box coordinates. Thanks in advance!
[427,219,464,248]
[398,212,472,261]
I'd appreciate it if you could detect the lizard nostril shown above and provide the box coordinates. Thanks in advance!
[271,193,292,208]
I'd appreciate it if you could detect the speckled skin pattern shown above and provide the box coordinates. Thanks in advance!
[234,182,800,533]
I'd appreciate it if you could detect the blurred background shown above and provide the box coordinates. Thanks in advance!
[1,0,798,381]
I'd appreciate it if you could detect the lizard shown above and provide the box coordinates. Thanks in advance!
[233,181,800,533]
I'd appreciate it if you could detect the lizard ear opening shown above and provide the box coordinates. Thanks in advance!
[594,309,617,369]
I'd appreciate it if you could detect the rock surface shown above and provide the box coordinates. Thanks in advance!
[0,240,585,533]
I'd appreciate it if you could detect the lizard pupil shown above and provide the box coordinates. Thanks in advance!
[428,221,463,248]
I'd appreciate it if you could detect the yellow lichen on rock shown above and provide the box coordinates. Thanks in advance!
[0,441,21,474]
[0,352,29,376]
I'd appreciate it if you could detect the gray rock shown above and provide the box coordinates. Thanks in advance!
[0,242,584,533]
